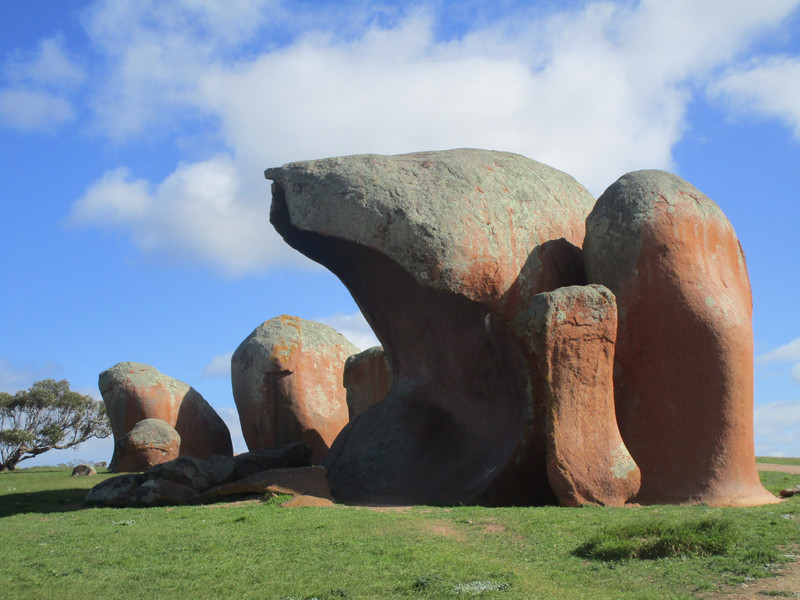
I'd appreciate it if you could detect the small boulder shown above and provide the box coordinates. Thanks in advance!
[779,485,800,498]
[116,418,180,473]
[71,464,97,477]
[232,316,359,463]
[343,346,393,419]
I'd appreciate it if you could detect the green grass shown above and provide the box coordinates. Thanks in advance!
[757,456,800,466]
[1,467,799,599]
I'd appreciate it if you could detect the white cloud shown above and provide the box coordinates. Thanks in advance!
[0,88,75,131]
[0,359,60,393]
[757,337,800,386]
[757,337,800,363]
[754,400,800,457]
[69,155,312,275]
[4,37,86,88]
[711,55,800,138]
[65,0,800,272]
[317,311,380,352]
[202,352,234,378]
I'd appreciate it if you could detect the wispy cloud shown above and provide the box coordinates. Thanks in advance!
[0,37,84,132]
[757,337,800,384]
[711,55,800,139]
[316,312,380,352]
[754,399,800,457]
[0,358,60,393]
[202,352,234,379]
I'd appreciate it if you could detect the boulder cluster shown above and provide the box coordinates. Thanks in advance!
[89,148,779,509]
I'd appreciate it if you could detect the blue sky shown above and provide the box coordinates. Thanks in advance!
[1,0,799,466]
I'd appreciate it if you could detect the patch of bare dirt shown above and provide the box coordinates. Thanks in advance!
[757,464,800,475]
[700,554,800,599]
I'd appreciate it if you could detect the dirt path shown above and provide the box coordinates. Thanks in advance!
[758,463,800,474]
[701,553,800,599]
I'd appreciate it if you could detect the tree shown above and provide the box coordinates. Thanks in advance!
[0,379,111,471]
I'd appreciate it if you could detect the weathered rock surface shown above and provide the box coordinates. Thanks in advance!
[116,418,180,473]
[780,485,800,498]
[71,464,97,477]
[232,316,359,463]
[85,442,314,507]
[507,284,640,507]
[343,346,393,419]
[198,465,332,503]
[583,170,777,507]
[85,473,140,506]
[267,149,595,505]
[100,362,232,471]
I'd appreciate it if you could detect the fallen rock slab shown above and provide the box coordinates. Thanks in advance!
[199,466,332,503]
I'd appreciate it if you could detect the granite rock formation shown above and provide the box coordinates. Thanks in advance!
[231,315,359,464]
[343,346,393,419]
[583,170,777,506]
[506,284,640,507]
[85,442,317,507]
[100,362,233,471]
[116,418,180,472]
[266,149,596,505]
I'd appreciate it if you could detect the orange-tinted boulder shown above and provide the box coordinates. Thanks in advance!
[267,149,595,505]
[100,362,233,472]
[231,315,359,464]
[583,170,778,506]
[343,346,393,419]
[116,418,181,473]
[509,284,640,507]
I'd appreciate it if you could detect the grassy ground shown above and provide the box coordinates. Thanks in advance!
[756,456,800,466]
[1,465,798,600]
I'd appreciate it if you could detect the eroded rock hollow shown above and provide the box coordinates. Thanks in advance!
[266,149,595,505]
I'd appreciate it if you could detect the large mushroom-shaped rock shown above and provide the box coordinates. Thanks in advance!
[266,149,595,505]
[583,170,777,506]
[507,284,640,507]
[115,418,181,473]
[100,362,233,471]
[343,346,393,419]
[231,315,359,464]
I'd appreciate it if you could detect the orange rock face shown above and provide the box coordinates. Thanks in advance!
[115,418,181,473]
[584,170,777,506]
[513,285,640,507]
[231,315,359,464]
[343,346,393,419]
[100,362,233,472]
